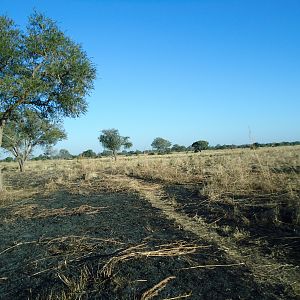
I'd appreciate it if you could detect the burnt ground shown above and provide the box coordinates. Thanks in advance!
[0,174,299,299]
[164,184,300,266]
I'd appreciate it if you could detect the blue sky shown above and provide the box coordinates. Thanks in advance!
[1,0,299,154]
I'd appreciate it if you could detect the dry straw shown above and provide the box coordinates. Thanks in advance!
[101,242,199,278]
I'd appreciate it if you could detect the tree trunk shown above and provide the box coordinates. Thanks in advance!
[18,158,25,172]
[113,150,117,161]
[0,122,5,191]
[0,167,3,191]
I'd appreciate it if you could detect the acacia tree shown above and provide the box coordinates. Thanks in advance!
[98,129,132,160]
[2,110,66,172]
[81,149,97,158]
[191,140,209,152]
[151,137,172,153]
[0,12,96,188]
[58,149,72,159]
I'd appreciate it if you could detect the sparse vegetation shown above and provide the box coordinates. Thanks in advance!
[0,7,299,300]
[0,145,299,299]
[98,129,133,160]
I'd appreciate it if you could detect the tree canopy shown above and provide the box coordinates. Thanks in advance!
[98,129,132,160]
[2,110,66,171]
[171,144,187,152]
[0,11,96,187]
[191,140,209,152]
[81,149,97,158]
[151,137,172,153]
[58,149,73,159]
[0,12,96,140]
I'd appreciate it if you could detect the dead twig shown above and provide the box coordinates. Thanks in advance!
[141,276,176,300]
[102,242,198,278]
[0,241,38,255]
[162,292,192,300]
[178,262,245,270]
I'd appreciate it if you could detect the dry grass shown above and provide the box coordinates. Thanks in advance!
[101,242,199,278]
[4,145,298,223]
[43,241,199,300]
[11,204,107,219]
[140,276,176,300]
[1,146,299,299]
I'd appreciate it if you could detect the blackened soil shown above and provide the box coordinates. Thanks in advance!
[0,185,297,299]
[164,184,300,269]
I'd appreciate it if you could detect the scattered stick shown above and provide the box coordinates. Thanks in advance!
[141,276,176,300]
[31,266,57,277]
[35,205,108,218]
[178,262,245,270]
[0,277,8,281]
[102,242,198,278]
[45,235,124,245]
[1,235,123,256]
[0,241,37,255]
[162,292,192,300]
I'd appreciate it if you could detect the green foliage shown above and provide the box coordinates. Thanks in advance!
[58,149,73,159]
[81,149,97,158]
[171,144,187,152]
[98,129,132,160]
[0,12,96,134]
[191,140,209,152]
[213,141,300,150]
[3,110,66,148]
[100,150,113,157]
[151,137,172,153]
[3,157,14,162]
[128,150,142,156]
[2,110,66,170]
[44,145,58,159]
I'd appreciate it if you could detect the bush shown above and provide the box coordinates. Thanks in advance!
[3,157,14,162]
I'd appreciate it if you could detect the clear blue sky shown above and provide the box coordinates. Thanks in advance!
[1,0,299,154]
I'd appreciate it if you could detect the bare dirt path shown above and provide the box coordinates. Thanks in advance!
[121,175,300,297]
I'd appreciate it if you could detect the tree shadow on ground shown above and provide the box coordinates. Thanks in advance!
[0,188,295,299]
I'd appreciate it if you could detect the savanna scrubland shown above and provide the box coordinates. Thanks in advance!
[0,146,299,299]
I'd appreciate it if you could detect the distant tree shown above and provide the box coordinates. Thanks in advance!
[185,145,194,152]
[121,150,128,155]
[171,144,187,152]
[0,12,96,189]
[2,110,66,171]
[98,129,132,160]
[133,150,143,156]
[191,140,209,152]
[32,154,48,161]
[3,157,14,162]
[101,150,113,157]
[151,137,172,153]
[44,145,58,160]
[250,142,259,150]
[81,149,97,158]
[58,149,72,159]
